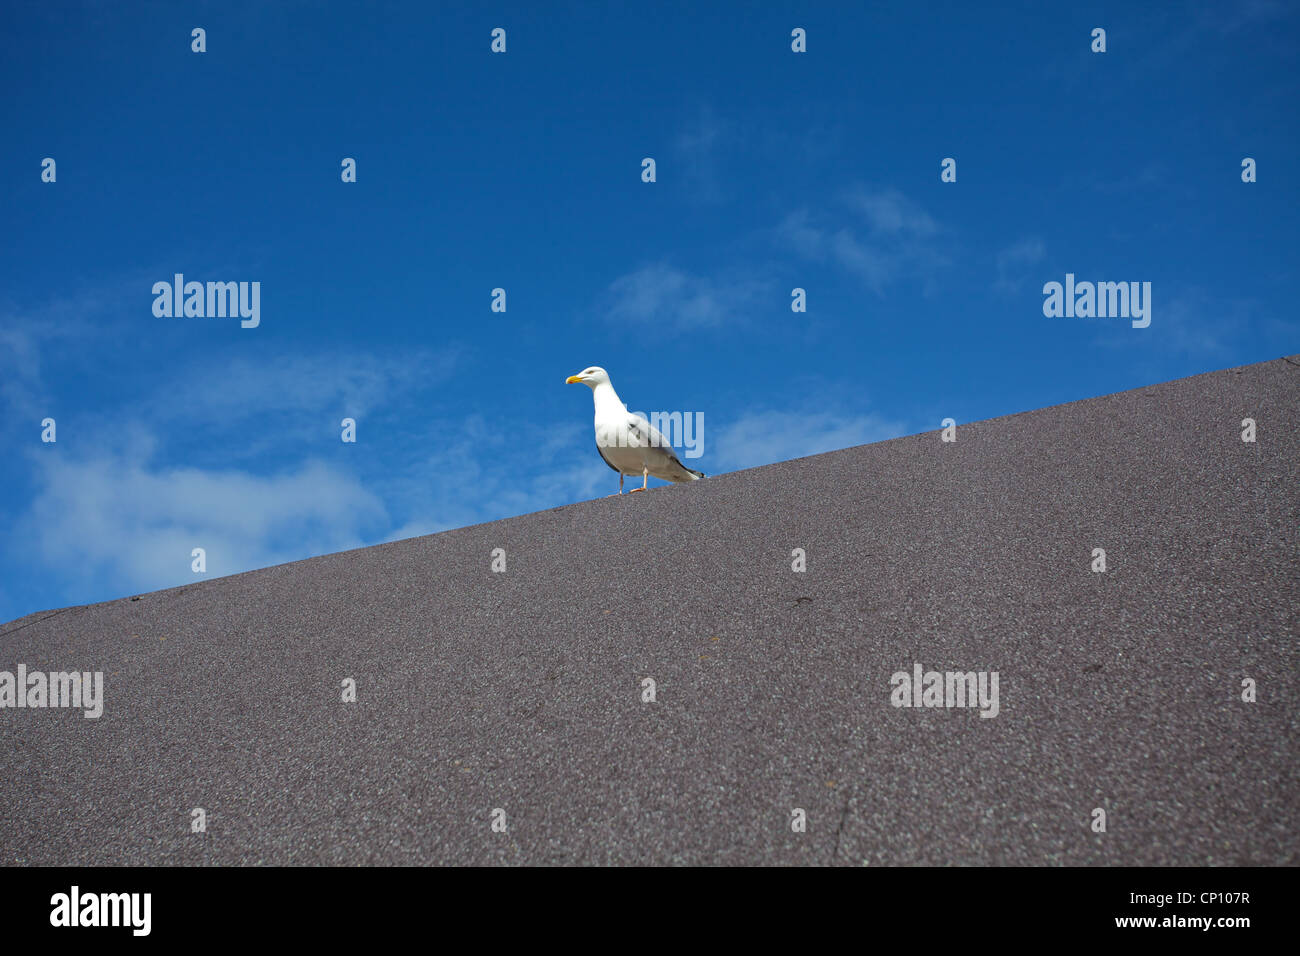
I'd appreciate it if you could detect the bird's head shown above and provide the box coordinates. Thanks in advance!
[565,366,610,388]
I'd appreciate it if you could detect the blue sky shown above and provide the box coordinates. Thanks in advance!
[2,0,1297,623]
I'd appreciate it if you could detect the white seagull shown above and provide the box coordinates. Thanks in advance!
[566,366,705,494]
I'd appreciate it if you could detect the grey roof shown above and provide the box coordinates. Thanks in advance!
[3,357,1297,865]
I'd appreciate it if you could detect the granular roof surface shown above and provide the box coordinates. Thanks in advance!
[3,356,1297,865]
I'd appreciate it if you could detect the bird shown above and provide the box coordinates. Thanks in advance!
[565,366,705,494]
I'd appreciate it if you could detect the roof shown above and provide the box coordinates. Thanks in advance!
[3,356,1297,865]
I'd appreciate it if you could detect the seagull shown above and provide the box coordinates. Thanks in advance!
[565,366,705,494]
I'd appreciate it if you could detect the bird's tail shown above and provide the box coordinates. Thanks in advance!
[685,468,705,480]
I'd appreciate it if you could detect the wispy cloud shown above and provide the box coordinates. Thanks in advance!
[1092,289,1297,358]
[0,290,119,425]
[672,103,731,202]
[20,442,389,595]
[172,349,460,421]
[137,347,462,460]
[845,188,940,237]
[9,407,609,608]
[0,296,598,613]
[713,403,907,473]
[372,411,605,533]
[1055,1,1296,99]
[777,187,948,294]
[601,263,771,331]
[994,237,1047,295]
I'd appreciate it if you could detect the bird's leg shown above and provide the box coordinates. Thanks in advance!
[628,467,649,493]
[608,472,624,497]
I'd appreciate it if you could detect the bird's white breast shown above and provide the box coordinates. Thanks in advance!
[595,419,650,474]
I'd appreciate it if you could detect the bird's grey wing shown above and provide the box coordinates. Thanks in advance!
[626,413,689,467]
[625,413,704,481]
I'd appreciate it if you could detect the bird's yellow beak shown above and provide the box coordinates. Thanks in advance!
[565,375,583,384]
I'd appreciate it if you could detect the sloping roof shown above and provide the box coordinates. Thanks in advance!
[3,356,1297,865]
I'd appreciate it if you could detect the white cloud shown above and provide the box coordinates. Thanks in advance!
[20,445,390,595]
[8,401,620,611]
[144,347,460,430]
[778,188,948,294]
[845,187,939,237]
[994,237,1047,295]
[1093,289,1295,358]
[672,104,732,202]
[0,283,623,618]
[0,324,45,421]
[602,263,770,331]
[0,291,111,425]
[712,405,906,473]
[1,315,610,612]
[376,412,610,528]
